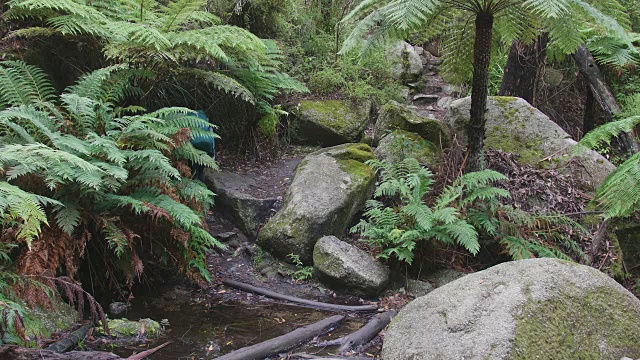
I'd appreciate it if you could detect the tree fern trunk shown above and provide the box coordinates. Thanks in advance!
[465,12,494,173]
[499,34,548,105]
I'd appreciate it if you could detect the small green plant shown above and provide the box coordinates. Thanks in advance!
[287,253,314,281]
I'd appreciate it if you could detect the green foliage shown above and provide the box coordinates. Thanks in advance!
[339,0,638,86]
[5,0,308,142]
[0,61,222,285]
[352,158,508,264]
[353,158,585,264]
[287,253,314,281]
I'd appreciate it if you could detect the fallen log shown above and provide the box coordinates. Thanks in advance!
[126,341,171,360]
[222,280,378,312]
[47,325,93,353]
[289,354,372,360]
[0,346,120,360]
[316,310,396,354]
[213,314,345,360]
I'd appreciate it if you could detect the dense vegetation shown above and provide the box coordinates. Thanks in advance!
[0,0,639,349]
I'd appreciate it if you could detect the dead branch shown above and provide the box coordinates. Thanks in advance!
[222,280,378,312]
[315,310,396,354]
[213,315,345,360]
[126,342,171,360]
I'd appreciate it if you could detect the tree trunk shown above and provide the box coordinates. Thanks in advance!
[499,34,548,105]
[573,43,639,153]
[583,87,596,135]
[465,12,494,173]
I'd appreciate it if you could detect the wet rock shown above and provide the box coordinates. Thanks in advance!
[108,302,130,318]
[374,101,450,148]
[203,170,280,238]
[375,130,439,167]
[293,99,372,146]
[383,258,640,360]
[387,41,423,83]
[445,96,615,191]
[257,144,376,263]
[406,279,433,297]
[313,236,389,296]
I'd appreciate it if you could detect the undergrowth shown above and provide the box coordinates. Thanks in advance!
[353,158,586,265]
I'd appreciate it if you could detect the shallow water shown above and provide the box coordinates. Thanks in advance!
[111,297,364,359]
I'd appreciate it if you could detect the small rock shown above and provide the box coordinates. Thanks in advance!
[108,302,130,317]
[313,236,389,296]
[426,269,465,287]
[412,94,440,106]
[406,279,434,297]
[424,85,443,93]
[216,232,237,241]
[437,96,454,109]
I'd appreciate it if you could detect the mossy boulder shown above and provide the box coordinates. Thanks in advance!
[382,258,640,360]
[386,41,424,83]
[293,100,371,146]
[313,236,390,296]
[375,130,440,167]
[374,101,450,148]
[445,96,615,191]
[257,144,376,264]
[97,318,161,338]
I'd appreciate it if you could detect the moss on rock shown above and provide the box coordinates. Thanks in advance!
[294,100,370,146]
[15,299,77,347]
[374,101,450,148]
[375,130,440,166]
[513,288,640,359]
[97,318,161,338]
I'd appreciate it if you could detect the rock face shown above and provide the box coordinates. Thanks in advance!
[374,101,450,148]
[257,144,377,263]
[375,130,439,167]
[387,41,423,82]
[204,170,280,238]
[382,258,640,360]
[313,236,390,296]
[294,100,371,146]
[445,96,615,191]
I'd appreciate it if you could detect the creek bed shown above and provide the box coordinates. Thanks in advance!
[108,297,366,359]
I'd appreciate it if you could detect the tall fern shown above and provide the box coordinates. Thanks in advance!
[0,61,222,290]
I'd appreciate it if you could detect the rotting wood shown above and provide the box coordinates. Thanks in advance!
[573,43,639,154]
[222,280,378,312]
[213,314,345,360]
[47,325,92,353]
[315,310,396,354]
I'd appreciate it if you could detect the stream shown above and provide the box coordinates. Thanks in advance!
[106,286,368,359]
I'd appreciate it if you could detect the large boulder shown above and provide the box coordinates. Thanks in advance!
[374,101,450,148]
[203,170,281,238]
[382,258,640,360]
[293,99,371,146]
[445,96,615,191]
[313,236,390,296]
[387,41,424,82]
[375,130,440,167]
[257,144,377,263]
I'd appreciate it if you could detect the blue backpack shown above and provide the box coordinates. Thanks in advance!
[190,110,215,158]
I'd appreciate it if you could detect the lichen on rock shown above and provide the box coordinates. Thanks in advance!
[375,130,440,167]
